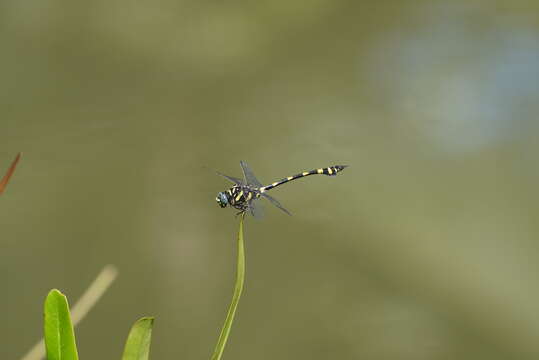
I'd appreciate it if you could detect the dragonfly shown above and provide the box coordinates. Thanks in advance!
[216,161,347,217]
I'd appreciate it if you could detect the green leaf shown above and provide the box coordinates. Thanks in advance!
[211,214,246,360]
[121,317,155,360]
[43,289,79,360]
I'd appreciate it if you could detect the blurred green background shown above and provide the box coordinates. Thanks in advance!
[2,1,539,359]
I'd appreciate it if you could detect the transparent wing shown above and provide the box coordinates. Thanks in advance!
[262,193,292,216]
[248,199,264,219]
[216,171,244,185]
[239,161,263,187]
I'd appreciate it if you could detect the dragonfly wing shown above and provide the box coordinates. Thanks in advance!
[261,193,292,216]
[248,199,264,219]
[216,171,244,185]
[239,161,263,187]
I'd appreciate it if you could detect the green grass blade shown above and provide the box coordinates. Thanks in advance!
[43,289,79,360]
[21,266,117,360]
[211,214,246,360]
[121,317,155,360]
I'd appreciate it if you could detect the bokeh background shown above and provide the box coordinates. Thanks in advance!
[2,1,539,359]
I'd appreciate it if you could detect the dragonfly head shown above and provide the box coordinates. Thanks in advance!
[216,191,229,208]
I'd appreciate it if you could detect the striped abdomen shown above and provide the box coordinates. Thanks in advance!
[260,165,347,193]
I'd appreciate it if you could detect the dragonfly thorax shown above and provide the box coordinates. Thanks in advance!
[216,185,260,213]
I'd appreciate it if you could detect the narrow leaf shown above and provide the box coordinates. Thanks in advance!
[0,152,21,195]
[211,214,246,360]
[121,317,155,360]
[43,289,79,360]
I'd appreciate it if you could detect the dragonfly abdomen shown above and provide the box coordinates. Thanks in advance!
[260,165,347,192]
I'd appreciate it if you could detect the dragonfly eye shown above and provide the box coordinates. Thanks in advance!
[216,192,229,208]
